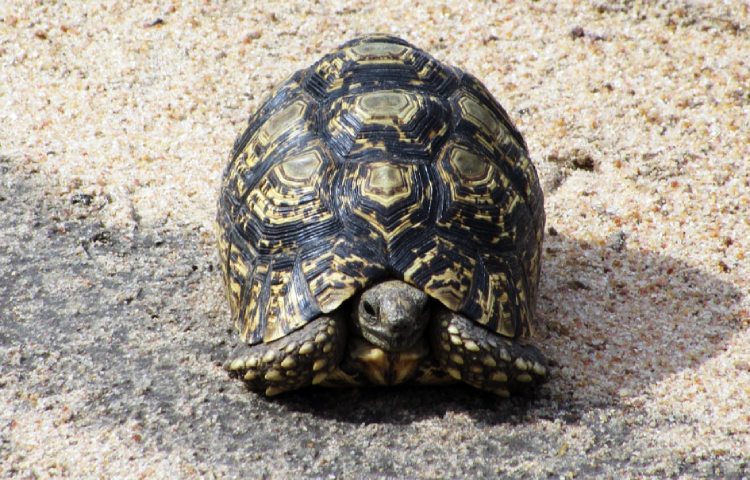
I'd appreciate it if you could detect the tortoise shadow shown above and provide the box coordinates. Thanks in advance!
[259,383,544,426]
[256,231,743,425]
[535,230,743,408]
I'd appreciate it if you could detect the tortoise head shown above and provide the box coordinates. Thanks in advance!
[352,280,430,352]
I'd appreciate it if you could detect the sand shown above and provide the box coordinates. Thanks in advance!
[1,1,748,478]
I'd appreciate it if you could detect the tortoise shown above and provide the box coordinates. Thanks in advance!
[217,34,547,397]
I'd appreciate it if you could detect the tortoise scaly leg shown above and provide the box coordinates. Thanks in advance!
[429,308,548,397]
[224,315,346,396]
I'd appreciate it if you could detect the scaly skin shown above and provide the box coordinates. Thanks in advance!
[428,308,548,396]
[224,315,346,396]
[351,279,430,352]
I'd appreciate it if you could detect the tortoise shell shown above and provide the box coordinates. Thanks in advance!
[217,35,544,346]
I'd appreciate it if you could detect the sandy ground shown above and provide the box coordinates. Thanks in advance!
[1,0,749,478]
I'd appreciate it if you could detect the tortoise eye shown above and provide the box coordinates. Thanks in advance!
[363,300,377,316]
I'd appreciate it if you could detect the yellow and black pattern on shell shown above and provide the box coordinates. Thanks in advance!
[324,90,451,161]
[303,35,459,102]
[217,35,545,346]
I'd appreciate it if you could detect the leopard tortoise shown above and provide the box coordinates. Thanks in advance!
[217,35,547,397]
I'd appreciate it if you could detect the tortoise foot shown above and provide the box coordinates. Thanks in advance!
[224,315,346,396]
[429,308,548,397]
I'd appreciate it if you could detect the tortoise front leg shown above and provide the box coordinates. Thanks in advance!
[224,314,346,396]
[428,308,548,397]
